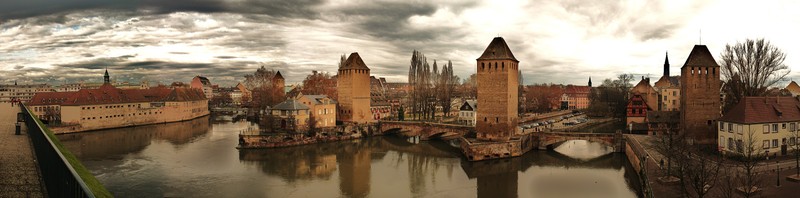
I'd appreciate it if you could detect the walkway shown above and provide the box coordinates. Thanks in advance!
[0,103,45,197]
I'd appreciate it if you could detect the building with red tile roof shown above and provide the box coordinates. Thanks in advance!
[717,96,800,156]
[28,70,209,133]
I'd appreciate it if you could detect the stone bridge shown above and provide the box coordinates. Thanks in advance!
[379,121,474,141]
[536,131,623,152]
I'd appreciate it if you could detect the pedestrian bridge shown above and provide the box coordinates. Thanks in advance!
[379,121,474,141]
[536,131,623,152]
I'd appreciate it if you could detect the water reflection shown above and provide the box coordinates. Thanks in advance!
[61,118,640,198]
[59,116,211,160]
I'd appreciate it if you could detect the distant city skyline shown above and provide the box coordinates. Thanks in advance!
[1,0,799,87]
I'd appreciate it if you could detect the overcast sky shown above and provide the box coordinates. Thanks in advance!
[1,0,799,87]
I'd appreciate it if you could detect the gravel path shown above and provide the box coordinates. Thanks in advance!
[0,103,45,197]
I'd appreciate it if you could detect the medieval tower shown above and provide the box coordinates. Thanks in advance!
[680,45,721,144]
[337,52,372,123]
[273,71,285,99]
[476,37,519,141]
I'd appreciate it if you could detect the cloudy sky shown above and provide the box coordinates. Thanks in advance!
[1,0,799,87]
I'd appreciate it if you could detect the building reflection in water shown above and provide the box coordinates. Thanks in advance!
[58,116,211,159]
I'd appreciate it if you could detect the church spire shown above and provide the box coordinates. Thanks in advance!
[663,51,670,77]
[588,77,592,87]
[104,68,110,84]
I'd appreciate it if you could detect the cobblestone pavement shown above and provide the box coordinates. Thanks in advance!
[0,103,45,197]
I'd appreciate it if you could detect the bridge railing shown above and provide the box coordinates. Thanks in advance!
[20,104,100,198]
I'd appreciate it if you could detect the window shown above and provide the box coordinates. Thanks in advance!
[728,138,734,150]
[720,122,725,131]
[773,124,779,133]
[728,123,733,132]
[792,123,797,131]
[720,137,724,147]
[783,123,787,129]
[791,137,797,146]
[763,140,770,149]
[764,124,770,133]
[773,139,779,148]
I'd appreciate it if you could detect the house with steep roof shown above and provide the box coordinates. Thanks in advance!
[718,96,800,156]
[653,52,681,111]
[269,99,311,132]
[191,76,214,99]
[459,100,477,126]
[785,81,800,97]
[295,94,337,128]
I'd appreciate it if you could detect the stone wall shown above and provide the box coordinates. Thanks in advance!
[680,65,721,144]
[476,59,519,141]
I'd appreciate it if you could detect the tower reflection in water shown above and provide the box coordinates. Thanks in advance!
[239,137,640,198]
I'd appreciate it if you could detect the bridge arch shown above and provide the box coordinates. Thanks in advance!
[537,132,622,152]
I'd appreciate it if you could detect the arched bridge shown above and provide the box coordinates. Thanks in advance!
[536,131,623,152]
[379,121,474,141]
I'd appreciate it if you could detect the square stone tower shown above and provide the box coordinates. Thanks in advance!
[337,52,373,123]
[476,37,519,141]
[680,45,721,144]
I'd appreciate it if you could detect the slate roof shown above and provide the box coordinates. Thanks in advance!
[195,76,211,86]
[340,52,370,70]
[274,71,284,79]
[719,96,800,124]
[647,111,680,123]
[272,99,310,110]
[682,45,719,68]
[477,37,518,61]
[460,100,477,111]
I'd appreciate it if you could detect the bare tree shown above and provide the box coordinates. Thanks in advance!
[301,70,337,99]
[734,129,765,197]
[720,38,790,112]
[681,152,722,198]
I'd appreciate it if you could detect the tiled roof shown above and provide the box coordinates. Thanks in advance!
[477,37,518,61]
[719,96,800,124]
[564,85,591,94]
[647,111,679,123]
[28,84,205,106]
[340,52,370,70]
[272,99,310,110]
[682,45,719,68]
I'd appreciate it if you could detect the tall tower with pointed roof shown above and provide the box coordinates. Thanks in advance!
[680,45,721,144]
[337,52,372,123]
[476,37,519,141]
[104,68,110,84]
[663,52,670,77]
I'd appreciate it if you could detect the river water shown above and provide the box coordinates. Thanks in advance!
[57,116,642,198]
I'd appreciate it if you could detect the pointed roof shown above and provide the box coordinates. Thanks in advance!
[477,37,518,61]
[339,52,370,70]
[682,45,719,68]
[274,71,284,79]
[786,81,800,96]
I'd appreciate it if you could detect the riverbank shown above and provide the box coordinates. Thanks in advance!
[237,122,380,149]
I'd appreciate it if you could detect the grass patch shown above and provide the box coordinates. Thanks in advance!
[27,109,113,198]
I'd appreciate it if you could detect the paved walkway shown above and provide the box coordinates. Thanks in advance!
[0,103,45,197]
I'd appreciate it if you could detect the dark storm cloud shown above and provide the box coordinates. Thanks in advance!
[0,0,324,22]
[13,65,24,70]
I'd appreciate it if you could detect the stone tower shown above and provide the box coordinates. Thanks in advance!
[680,45,721,144]
[273,71,286,99]
[337,52,372,123]
[476,37,519,141]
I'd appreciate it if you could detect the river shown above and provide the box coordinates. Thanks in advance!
[57,116,642,198]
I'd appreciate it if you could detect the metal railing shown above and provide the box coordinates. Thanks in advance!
[20,104,95,198]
